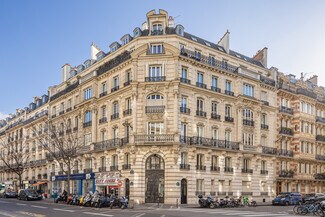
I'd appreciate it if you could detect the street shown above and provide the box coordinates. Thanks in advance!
[0,198,297,217]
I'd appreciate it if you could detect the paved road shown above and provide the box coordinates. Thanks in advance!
[0,198,297,217]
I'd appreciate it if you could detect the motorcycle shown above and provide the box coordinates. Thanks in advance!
[109,195,121,209]
[198,195,214,208]
[98,195,110,208]
[83,192,93,207]
[67,194,73,204]
[91,191,101,207]
[55,193,68,203]
[72,194,80,205]
[121,196,128,209]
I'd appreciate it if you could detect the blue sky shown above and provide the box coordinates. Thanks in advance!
[0,0,325,118]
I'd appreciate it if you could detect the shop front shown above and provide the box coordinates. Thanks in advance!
[95,172,122,197]
[51,172,95,196]
[32,181,49,198]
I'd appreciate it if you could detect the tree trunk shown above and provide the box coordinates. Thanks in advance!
[67,167,71,195]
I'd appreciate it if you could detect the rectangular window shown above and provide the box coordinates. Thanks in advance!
[84,87,92,100]
[181,152,187,164]
[150,44,163,54]
[126,71,132,82]
[226,80,231,91]
[196,179,204,192]
[243,83,254,97]
[149,65,162,77]
[194,50,201,59]
[242,181,251,192]
[197,99,204,111]
[261,160,267,170]
[225,105,232,117]
[148,122,164,134]
[196,154,204,166]
[113,102,119,114]
[181,68,188,79]
[126,98,131,110]
[211,155,218,167]
[181,122,187,137]
[113,76,119,88]
[261,91,268,101]
[197,72,204,83]
[197,126,204,137]
[181,96,187,108]
[212,102,218,114]
[101,82,107,93]
[212,76,218,88]
[212,129,218,140]
[67,99,72,109]
[225,157,232,168]
[209,55,216,66]
[84,134,92,146]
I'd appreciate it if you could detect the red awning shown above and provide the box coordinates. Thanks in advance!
[32,181,49,186]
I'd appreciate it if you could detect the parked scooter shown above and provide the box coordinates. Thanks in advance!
[66,194,73,204]
[198,195,214,208]
[72,194,80,205]
[55,190,68,203]
[91,191,100,207]
[98,195,110,208]
[83,192,93,207]
[109,195,121,209]
[121,196,128,209]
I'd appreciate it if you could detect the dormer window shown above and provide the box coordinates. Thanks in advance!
[149,44,163,54]
[84,59,92,68]
[175,25,184,36]
[77,64,85,72]
[109,42,121,52]
[133,27,141,38]
[96,51,105,61]
[121,34,131,45]
[151,23,163,35]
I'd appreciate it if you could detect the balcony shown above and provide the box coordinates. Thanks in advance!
[225,116,234,122]
[180,48,238,73]
[278,83,296,93]
[66,107,72,112]
[110,166,119,171]
[225,90,234,96]
[196,110,207,118]
[123,109,132,116]
[99,117,107,124]
[196,82,207,89]
[279,127,293,136]
[124,80,132,87]
[84,168,93,173]
[93,139,124,151]
[211,166,220,172]
[261,124,269,130]
[262,146,277,155]
[179,164,190,170]
[180,78,191,84]
[111,113,119,120]
[279,106,293,115]
[315,173,325,180]
[211,86,221,93]
[224,167,234,173]
[99,91,107,98]
[122,164,131,170]
[242,192,253,196]
[316,135,325,142]
[261,170,268,175]
[83,121,92,128]
[145,76,166,82]
[243,119,254,126]
[278,149,294,157]
[211,113,221,121]
[196,165,206,171]
[279,170,294,178]
[145,106,165,113]
[73,170,79,174]
[260,75,275,87]
[111,86,119,93]
[151,30,163,35]
[296,88,317,99]
[316,155,325,161]
[261,100,269,106]
[98,167,106,172]
[180,107,190,114]
[180,136,240,150]
[135,134,175,143]
[59,111,64,116]
[317,116,325,124]
[242,168,253,174]
[210,192,216,196]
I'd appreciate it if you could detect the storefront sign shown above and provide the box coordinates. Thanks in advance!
[4,181,12,185]
[95,172,121,186]
[51,173,95,181]
[23,181,29,184]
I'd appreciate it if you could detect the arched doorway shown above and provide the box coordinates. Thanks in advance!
[125,178,130,200]
[181,178,187,204]
[145,154,165,203]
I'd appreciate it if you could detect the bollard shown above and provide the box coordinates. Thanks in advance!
[176,199,179,208]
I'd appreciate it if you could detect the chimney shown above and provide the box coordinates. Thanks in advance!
[217,30,230,54]
[91,42,101,60]
[142,21,148,31]
[252,47,268,68]
[168,16,174,28]
[307,75,318,86]
[62,64,71,82]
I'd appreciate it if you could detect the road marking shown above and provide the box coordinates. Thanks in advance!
[31,205,47,209]
[133,213,146,217]
[0,211,13,217]
[53,208,75,212]
[83,212,114,216]
[17,211,46,217]
[161,215,166,217]
[16,203,27,206]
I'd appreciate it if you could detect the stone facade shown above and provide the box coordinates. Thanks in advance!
[3,9,322,204]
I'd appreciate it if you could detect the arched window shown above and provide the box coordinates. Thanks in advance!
[84,111,92,123]
[243,108,254,120]
[175,25,184,36]
[146,154,164,170]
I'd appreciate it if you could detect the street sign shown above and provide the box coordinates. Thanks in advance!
[118,180,123,187]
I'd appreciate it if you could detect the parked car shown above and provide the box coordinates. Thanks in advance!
[272,192,302,205]
[17,189,42,201]
[0,189,17,198]
[302,193,325,203]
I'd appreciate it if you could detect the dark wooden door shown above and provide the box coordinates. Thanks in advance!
[145,169,164,203]
[181,179,187,204]
[125,178,130,200]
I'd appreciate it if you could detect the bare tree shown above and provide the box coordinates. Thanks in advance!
[33,115,83,194]
[0,134,31,189]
